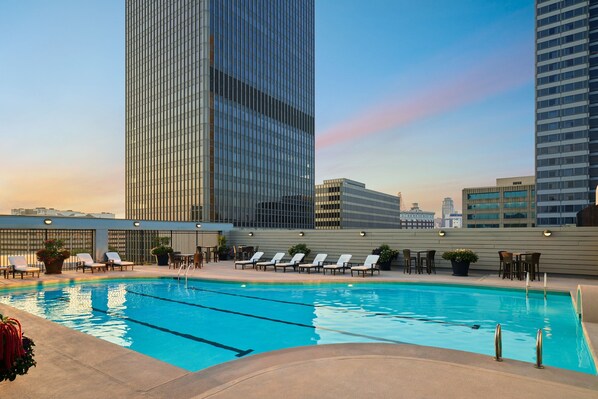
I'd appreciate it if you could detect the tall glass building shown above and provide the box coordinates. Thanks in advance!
[125,0,315,228]
[535,0,597,226]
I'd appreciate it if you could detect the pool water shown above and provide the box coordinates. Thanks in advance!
[0,278,595,374]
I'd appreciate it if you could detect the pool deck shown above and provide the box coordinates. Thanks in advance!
[0,262,597,398]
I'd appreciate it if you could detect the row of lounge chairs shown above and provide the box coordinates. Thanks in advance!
[234,252,381,277]
[3,252,134,279]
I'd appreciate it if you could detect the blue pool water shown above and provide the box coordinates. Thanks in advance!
[0,278,595,374]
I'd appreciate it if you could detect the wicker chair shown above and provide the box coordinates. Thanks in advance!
[403,249,417,274]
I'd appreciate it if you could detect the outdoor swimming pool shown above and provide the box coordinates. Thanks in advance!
[0,278,595,374]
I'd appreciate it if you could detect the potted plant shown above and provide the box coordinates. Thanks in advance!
[372,244,399,271]
[289,243,311,259]
[150,237,174,266]
[36,239,71,274]
[442,249,479,276]
[217,235,230,260]
[0,314,36,382]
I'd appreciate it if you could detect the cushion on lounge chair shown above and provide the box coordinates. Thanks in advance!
[323,254,352,270]
[106,252,134,266]
[7,256,40,278]
[256,252,286,267]
[235,251,264,265]
[351,255,380,277]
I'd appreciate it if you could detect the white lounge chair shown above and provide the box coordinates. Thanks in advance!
[76,253,107,273]
[7,256,40,279]
[273,253,305,272]
[351,255,380,277]
[234,251,264,269]
[256,252,286,271]
[297,253,328,274]
[322,254,352,275]
[105,252,135,271]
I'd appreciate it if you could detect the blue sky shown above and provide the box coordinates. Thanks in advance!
[0,0,535,217]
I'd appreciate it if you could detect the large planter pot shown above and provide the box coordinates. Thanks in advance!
[451,260,470,276]
[44,259,64,274]
[378,260,392,271]
[156,254,169,266]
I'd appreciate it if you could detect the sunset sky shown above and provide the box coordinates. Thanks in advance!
[0,0,535,218]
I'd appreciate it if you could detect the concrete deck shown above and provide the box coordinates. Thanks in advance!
[0,262,597,398]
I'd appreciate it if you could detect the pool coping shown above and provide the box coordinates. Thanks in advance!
[0,264,597,398]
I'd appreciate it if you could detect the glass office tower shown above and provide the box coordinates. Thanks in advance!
[125,0,315,228]
[535,0,598,226]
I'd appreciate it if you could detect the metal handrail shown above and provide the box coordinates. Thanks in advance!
[494,324,502,361]
[535,329,544,369]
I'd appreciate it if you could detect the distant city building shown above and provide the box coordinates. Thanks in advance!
[11,207,115,219]
[399,203,435,229]
[125,0,315,228]
[535,1,596,226]
[444,212,463,228]
[315,179,400,229]
[462,176,535,228]
[441,197,455,227]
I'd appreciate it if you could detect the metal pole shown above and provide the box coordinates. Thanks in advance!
[535,329,544,369]
[494,324,502,361]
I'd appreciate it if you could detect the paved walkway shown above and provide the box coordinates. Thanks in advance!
[0,262,596,398]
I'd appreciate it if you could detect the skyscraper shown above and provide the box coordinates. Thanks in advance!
[535,0,596,226]
[125,0,315,228]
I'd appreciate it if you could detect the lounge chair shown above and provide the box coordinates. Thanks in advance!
[105,252,135,271]
[297,253,328,274]
[76,253,107,273]
[7,256,40,279]
[273,253,305,272]
[322,254,352,275]
[234,251,264,269]
[256,252,286,271]
[350,255,380,277]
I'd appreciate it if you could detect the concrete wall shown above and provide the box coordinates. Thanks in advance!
[227,227,598,276]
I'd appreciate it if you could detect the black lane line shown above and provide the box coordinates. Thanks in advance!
[126,289,409,345]
[54,296,252,357]
[184,286,481,330]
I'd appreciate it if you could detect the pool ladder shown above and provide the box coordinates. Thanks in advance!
[176,259,195,283]
[494,324,543,369]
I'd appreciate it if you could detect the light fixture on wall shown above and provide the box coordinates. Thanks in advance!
[299,231,305,236]
[43,218,52,225]
[359,231,366,237]
[196,223,202,228]
[438,230,446,237]
[248,232,254,237]
[133,221,140,227]
[542,229,552,237]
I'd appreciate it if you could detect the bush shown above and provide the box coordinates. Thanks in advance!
[150,237,174,256]
[289,243,311,258]
[372,244,399,264]
[442,249,479,263]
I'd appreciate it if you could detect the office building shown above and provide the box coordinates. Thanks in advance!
[441,197,455,227]
[11,208,115,219]
[443,212,462,228]
[535,0,597,226]
[463,176,536,228]
[125,0,315,228]
[315,179,400,229]
[399,203,435,229]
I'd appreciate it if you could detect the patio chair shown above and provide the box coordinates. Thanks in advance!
[297,253,328,274]
[420,250,436,274]
[501,252,515,280]
[522,252,541,281]
[193,252,204,269]
[498,251,507,277]
[273,253,306,272]
[322,254,352,275]
[403,249,417,274]
[105,252,135,271]
[234,251,264,269]
[169,252,182,270]
[256,252,285,271]
[7,256,40,279]
[76,253,107,273]
[350,255,380,277]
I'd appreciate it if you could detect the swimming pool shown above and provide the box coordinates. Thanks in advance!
[0,278,595,374]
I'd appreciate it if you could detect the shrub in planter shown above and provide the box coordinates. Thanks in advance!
[0,314,36,382]
[218,235,230,260]
[372,244,399,270]
[36,239,71,274]
[289,243,311,259]
[151,237,174,266]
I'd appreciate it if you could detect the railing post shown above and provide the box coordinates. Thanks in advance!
[494,324,502,361]
[535,329,544,369]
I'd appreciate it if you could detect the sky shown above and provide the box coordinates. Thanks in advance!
[0,0,535,218]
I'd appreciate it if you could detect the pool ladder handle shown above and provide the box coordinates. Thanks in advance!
[176,257,195,282]
[536,329,544,369]
[494,324,502,362]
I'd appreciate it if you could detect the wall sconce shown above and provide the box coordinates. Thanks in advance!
[299,231,305,236]
[438,230,446,237]
[359,231,366,237]
[196,223,202,228]
[542,229,552,237]
[43,218,52,225]
[133,221,140,227]
[248,232,254,236]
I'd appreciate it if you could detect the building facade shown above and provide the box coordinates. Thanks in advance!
[315,179,400,229]
[535,0,597,226]
[125,0,315,228]
[11,208,115,219]
[441,197,455,227]
[399,203,435,229]
[463,176,536,228]
[443,212,463,228]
